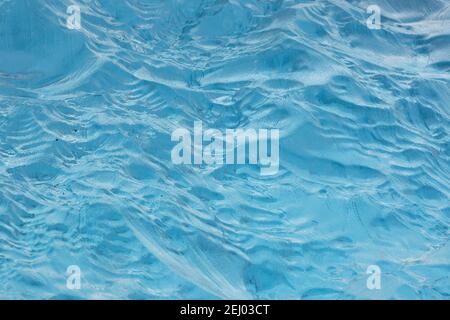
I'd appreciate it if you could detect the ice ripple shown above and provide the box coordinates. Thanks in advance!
[0,0,449,299]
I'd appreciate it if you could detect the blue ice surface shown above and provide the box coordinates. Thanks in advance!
[0,0,449,300]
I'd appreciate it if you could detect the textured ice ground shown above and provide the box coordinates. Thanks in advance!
[0,0,449,299]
